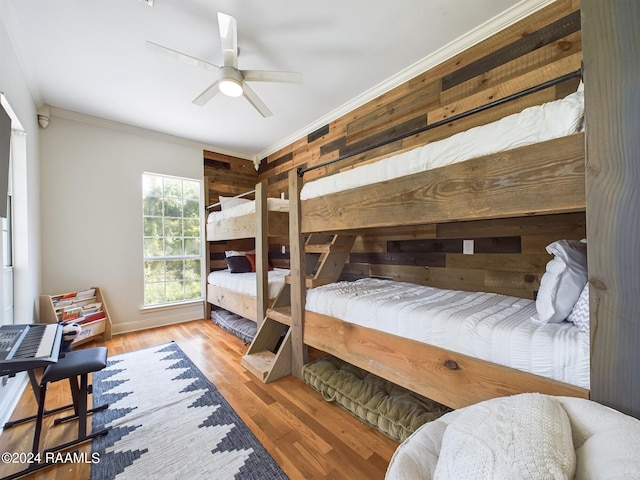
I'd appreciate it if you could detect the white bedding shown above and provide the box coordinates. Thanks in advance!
[207,268,290,299]
[305,278,590,389]
[207,198,289,223]
[300,90,584,200]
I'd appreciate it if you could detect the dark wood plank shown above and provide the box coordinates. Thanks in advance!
[442,10,581,90]
[386,237,521,254]
[349,252,446,268]
[582,0,640,419]
[308,124,330,143]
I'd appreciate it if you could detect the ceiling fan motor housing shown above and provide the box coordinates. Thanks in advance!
[219,66,244,97]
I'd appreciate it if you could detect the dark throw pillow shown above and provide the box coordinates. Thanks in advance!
[226,255,252,273]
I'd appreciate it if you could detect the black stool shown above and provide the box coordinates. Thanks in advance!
[32,347,110,454]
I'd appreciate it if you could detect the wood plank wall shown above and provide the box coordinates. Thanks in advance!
[248,0,585,299]
[344,213,585,299]
[204,151,290,272]
[204,150,258,271]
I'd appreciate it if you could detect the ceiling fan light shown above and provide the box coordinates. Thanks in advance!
[219,66,244,97]
[220,78,243,97]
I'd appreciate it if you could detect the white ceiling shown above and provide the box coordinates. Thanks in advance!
[3,0,549,162]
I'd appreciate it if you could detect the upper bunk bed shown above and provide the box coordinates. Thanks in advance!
[297,78,585,234]
[206,190,289,241]
[284,72,589,410]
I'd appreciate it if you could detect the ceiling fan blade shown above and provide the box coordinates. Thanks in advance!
[242,70,303,84]
[242,83,273,117]
[192,80,221,106]
[217,12,238,68]
[146,41,220,71]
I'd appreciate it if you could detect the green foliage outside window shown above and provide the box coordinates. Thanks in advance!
[142,173,202,306]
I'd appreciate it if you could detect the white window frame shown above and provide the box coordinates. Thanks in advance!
[142,172,203,307]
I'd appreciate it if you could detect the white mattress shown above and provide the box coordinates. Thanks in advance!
[207,198,289,223]
[300,90,584,200]
[305,278,590,389]
[207,268,290,299]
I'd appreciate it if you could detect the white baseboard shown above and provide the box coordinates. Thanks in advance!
[114,301,205,335]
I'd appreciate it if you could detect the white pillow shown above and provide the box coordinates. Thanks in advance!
[433,393,576,480]
[567,283,590,332]
[219,195,251,210]
[533,240,587,324]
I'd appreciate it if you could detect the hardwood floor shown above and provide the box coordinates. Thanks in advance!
[0,319,398,480]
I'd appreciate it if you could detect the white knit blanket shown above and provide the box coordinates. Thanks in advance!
[433,394,575,479]
[386,394,640,480]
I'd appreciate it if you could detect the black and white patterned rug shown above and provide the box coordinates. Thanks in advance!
[91,342,288,480]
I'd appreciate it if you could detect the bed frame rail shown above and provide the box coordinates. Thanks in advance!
[305,310,589,410]
[301,133,585,233]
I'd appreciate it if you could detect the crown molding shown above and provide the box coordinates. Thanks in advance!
[49,106,255,162]
[256,0,556,164]
[0,2,45,108]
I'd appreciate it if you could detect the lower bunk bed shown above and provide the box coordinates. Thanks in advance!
[302,277,589,410]
[207,267,289,322]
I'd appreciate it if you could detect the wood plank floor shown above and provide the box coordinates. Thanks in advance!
[0,319,398,480]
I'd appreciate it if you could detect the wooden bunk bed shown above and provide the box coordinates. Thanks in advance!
[205,182,289,323]
[207,268,289,322]
[281,73,589,410]
[206,187,288,242]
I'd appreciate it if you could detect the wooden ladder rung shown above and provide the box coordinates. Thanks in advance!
[287,276,329,288]
[266,306,292,326]
[285,275,314,285]
[305,243,353,254]
[305,234,334,246]
[307,277,336,288]
[304,244,332,253]
[241,351,277,382]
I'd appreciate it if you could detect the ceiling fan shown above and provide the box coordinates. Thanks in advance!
[147,12,302,117]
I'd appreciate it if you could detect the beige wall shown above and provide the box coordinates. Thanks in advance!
[0,3,43,425]
[39,111,214,334]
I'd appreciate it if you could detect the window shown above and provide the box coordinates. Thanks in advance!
[142,173,202,306]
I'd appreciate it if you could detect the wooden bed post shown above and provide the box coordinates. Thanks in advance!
[203,175,211,322]
[288,169,308,377]
[583,0,640,419]
[255,181,269,328]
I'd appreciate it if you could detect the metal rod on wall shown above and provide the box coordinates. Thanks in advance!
[297,68,583,177]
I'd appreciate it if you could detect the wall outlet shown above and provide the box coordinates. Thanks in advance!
[463,239,474,255]
[281,245,286,254]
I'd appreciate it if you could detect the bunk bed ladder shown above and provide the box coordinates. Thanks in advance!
[304,234,356,287]
[241,234,356,382]
[241,285,292,382]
